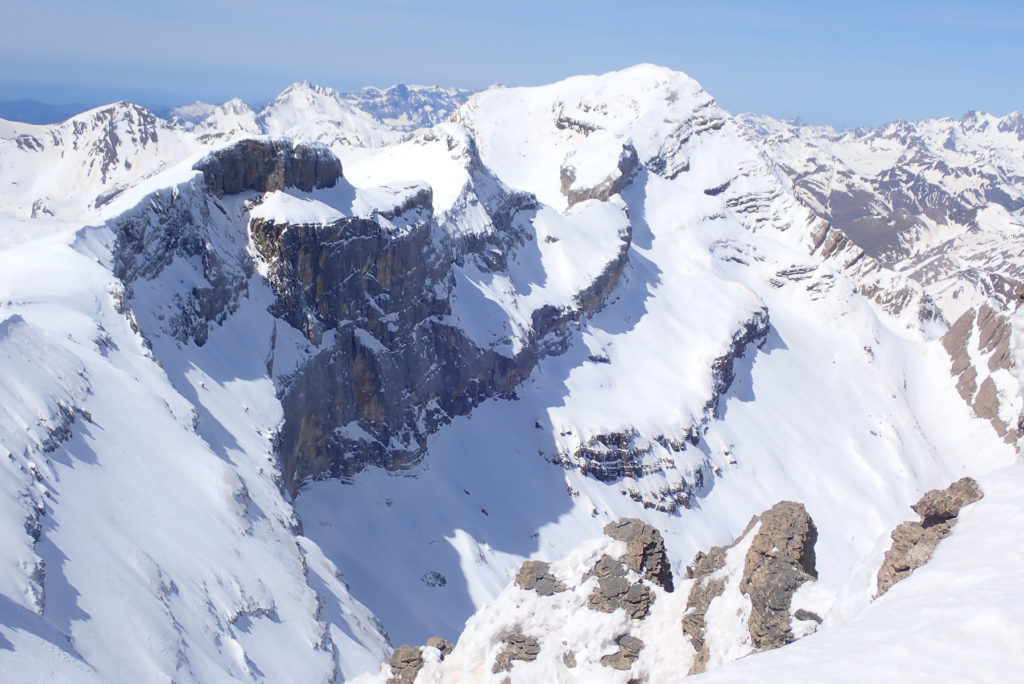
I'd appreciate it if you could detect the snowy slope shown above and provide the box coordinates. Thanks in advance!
[0,65,1021,684]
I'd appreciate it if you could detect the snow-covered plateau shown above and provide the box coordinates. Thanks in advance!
[0,65,1021,683]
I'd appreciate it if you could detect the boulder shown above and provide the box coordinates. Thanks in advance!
[514,560,567,596]
[740,501,818,651]
[599,634,645,671]
[912,477,983,522]
[386,644,424,684]
[603,518,675,591]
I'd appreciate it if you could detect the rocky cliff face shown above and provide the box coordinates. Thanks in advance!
[194,138,342,196]
[244,134,634,491]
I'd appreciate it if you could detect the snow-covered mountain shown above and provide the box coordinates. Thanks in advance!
[743,111,1024,265]
[339,83,474,132]
[0,66,1021,683]
[744,112,1024,446]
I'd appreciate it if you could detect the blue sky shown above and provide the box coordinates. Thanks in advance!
[1,0,1021,127]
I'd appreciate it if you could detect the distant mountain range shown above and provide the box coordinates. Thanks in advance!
[0,82,475,126]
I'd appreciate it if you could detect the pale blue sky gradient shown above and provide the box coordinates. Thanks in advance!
[1,0,1021,127]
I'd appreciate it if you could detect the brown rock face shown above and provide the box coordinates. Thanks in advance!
[425,636,454,661]
[492,633,541,673]
[252,188,557,490]
[912,477,983,522]
[599,634,645,671]
[683,502,819,674]
[876,477,983,596]
[386,644,424,684]
[740,501,818,652]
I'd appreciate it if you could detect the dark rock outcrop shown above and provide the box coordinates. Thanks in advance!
[599,634,644,671]
[740,501,818,651]
[603,518,674,592]
[492,633,541,673]
[252,190,542,488]
[586,571,654,620]
[876,477,983,596]
[515,560,567,596]
[193,139,342,196]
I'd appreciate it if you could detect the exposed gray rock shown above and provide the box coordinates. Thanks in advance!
[682,543,730,674]
[603,518,675,592]
[193,138,342,196]
[247,143,634,491]
[740,501,818,652]
[877,477,983,596]
[586,573,654,620]
[562,650,577,668]
[386,644,424,684]
[492,633,541,673]
[514,560,566,596]
[599,634,644,671]
[586,553,628,580]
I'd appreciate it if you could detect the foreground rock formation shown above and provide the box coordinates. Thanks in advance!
[877,477,984,596]
[684,501,819,674]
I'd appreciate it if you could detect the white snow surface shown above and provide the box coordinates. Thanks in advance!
[0,64,1021,683]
